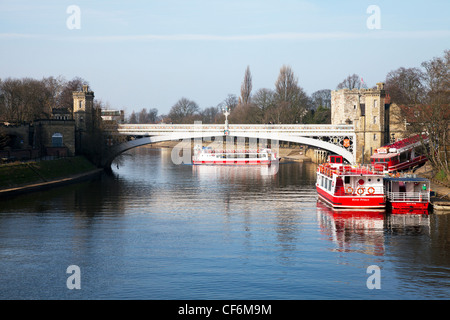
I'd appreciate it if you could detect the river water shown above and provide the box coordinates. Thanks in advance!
[0,146,449,300]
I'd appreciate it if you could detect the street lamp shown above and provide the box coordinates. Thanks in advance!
[222,105,230,134]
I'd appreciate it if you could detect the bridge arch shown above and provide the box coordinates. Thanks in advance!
[102,131,355,168]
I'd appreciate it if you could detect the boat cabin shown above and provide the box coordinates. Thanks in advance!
[327,155,343,166]
[384,176,430,213]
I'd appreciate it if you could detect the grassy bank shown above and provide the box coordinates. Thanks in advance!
[0,156,98,190]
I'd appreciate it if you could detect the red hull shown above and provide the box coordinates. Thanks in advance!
[317,186,386,209]
[389,201,429,214]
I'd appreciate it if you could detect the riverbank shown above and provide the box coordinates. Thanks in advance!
[0,156,102,198]
[414,163,450,213]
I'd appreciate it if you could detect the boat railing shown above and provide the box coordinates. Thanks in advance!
[200,149,264,154]
[318,164,386,178]
[320,164,385,175]
[387,192,430,202]
[335,185,385,195]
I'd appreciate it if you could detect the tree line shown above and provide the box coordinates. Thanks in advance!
[127,65,332,125]
[0,76,90,123]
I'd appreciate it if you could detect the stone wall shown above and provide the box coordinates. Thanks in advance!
[0,124,31,149]
[36,120,76,156]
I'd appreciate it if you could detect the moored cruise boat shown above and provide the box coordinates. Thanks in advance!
[316,155,386,210]
[370,134,428,173]
[384,175,431,214]
[192,145,279,165]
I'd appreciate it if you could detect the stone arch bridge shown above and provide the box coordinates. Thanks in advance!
[102,123,356,167]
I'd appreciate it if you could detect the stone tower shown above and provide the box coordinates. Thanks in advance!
[73,85,95,132]
[331,83,387,163]
[73,85,95,153]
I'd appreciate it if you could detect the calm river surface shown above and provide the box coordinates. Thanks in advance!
[1,147,449,300]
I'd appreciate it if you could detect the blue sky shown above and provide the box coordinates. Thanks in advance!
[0,0,449,115]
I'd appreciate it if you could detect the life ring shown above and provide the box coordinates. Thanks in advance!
[357,187,365,195]
[346,187,353,194]
[368,187,375,194]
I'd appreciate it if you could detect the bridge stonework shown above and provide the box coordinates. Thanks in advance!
[102,123,356,167]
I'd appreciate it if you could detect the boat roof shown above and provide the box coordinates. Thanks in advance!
[384,134,428,150]
[370,153,397,159]
[373,134,428,156]
[384,177,430,182]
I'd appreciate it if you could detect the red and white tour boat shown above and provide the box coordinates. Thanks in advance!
[370,134,428,173]
[316,155,386,209]
[193,145,279,165]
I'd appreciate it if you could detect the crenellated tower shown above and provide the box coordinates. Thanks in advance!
[73,85,95,153]
[331,83,387,163]
[73,85,95,132]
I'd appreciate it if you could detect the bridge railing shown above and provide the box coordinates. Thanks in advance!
[106,124,355,136]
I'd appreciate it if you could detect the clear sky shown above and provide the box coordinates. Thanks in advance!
[0,0,449,115]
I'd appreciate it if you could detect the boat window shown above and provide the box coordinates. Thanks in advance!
[416,145,426,155]
[400,151,408,162]
[344,176,350,184]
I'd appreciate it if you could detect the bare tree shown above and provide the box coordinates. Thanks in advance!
[385,67,425,105]
[253,88,275,121]
[336,74,363,90]
[240,66,252,106]
[386,50,449,180]
[229,103,262,124]
[128,111,138,124]
[168,97,200,123]
[275,65,298,102]
[311,89,331,110]
[135,108,158,124]
[222,94,238,111]
[200,106,220,124]
[273,65,310,123]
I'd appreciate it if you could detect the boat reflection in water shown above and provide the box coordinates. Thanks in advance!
[316,199,386,256]
[385,212,430,235]
[317,199,431,256]
[192,160,280,180]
